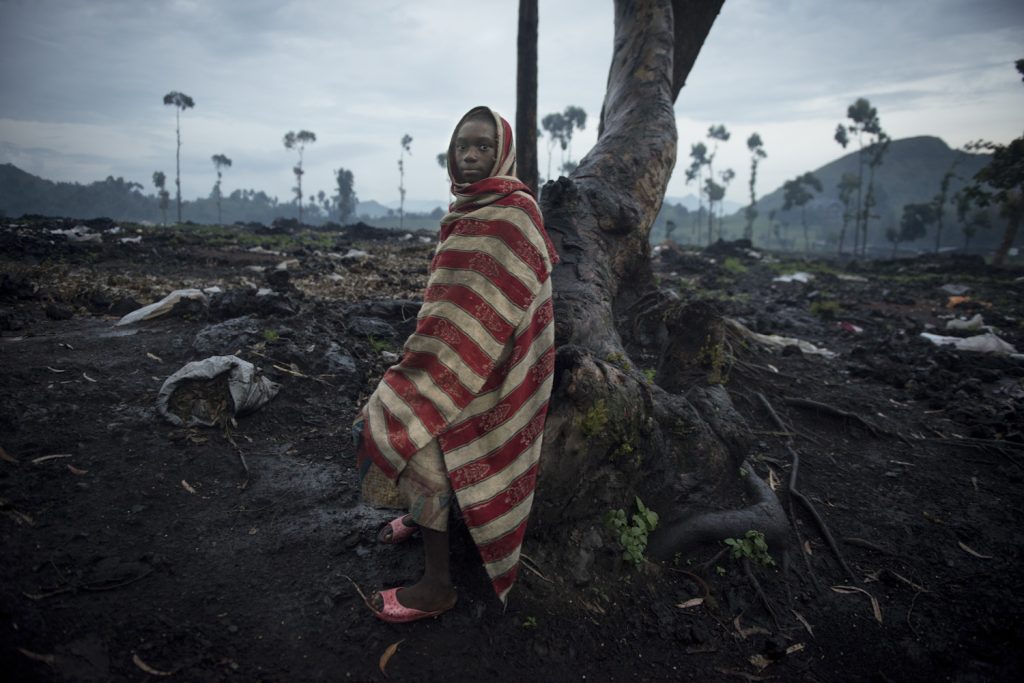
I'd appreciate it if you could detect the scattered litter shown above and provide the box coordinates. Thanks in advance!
[67,464,88,475]
[147,352,163,363]
[53,225,102,243]
[836,321,863,334]
[116,289,207,326]
[119,236,142,244]
[920,332,1019,356]
[326,273,344,282]
[837,273,868,283]
[773,271,813,283]
[275,259,300,271]
[676,597,704,609]
[940,283,971,296]
[82,372,97,383]
[749,654,772,670]
[203,286,223,295]
[381,350,400,363]
[785,643,806,655]
[342,248,370,260]
[156,355,280,427]
[256,288,274,297]
[945,314,989,332]
[726,318,836,358]
[181,480,197,494]
[246,246,283,256]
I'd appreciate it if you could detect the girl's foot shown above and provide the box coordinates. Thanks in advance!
[370,578,457,614]
[377,514,419,544]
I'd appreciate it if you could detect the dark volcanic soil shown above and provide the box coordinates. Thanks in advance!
[2,219,1024,682]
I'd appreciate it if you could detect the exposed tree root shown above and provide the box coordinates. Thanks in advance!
[758,392,858,584]
[783,396,885,438]
[647,461,788,561]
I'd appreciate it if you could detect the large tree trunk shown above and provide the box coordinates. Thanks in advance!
[516,0,539,194]
[530,0,784,568]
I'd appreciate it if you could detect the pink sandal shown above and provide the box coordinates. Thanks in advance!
[370,587,455,623]
[377,515,419,544]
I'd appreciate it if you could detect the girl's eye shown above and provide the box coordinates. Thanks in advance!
[480,145,490,151]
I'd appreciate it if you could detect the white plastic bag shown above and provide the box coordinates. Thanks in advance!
[156,355,280,427]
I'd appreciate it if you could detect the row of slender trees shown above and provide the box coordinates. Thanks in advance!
[693,72,1021,263]
[158,91,357,226]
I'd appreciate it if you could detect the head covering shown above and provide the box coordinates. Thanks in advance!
[447,105,517,191]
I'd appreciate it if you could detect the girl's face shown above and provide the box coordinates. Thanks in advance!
[453,118,497,183]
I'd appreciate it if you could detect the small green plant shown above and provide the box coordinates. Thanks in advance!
[715,565,727,576]
[610,441,634,461]
[522,616,537,628]
[643,367,656,384]
[580,399,609,437]
[367,334,391,353]
[721,257,748,274]
[604,351,631,371]
[263,329,280,342]
[723,530,776,568]
[809,299,841,319]
[605,496,659,566]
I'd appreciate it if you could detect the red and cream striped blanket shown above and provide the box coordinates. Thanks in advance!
[358,107,558,601]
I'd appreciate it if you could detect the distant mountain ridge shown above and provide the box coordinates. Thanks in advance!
[0,137,992,239]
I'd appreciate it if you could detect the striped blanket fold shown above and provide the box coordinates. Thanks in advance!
[358,107,558,602]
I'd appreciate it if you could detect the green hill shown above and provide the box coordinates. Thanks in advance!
[657,136,996,254]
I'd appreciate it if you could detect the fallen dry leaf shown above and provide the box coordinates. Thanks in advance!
[748,653,772,670]
[181,480,197,494]
[132,653,173,676]
[379,639,404,677]
[831,585,882,624]
[147,352,163,362]
[676,597,704,609]
[82,372,97,383]
[957,541,993,559]
[767,467,779,492]
[785,642,806,655]
[803,540,813,556]
[733,615,770,640]
[18,647,55,666]
[791,609,814,637]
[67,464,88,476]
[31,454,73,464]
[45,366,67,373]
[0,445,18,464]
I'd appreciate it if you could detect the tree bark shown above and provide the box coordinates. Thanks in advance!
[529,1,785,564]
[516,0,539,195]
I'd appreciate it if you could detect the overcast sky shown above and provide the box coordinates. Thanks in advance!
[1,0,1022,210]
